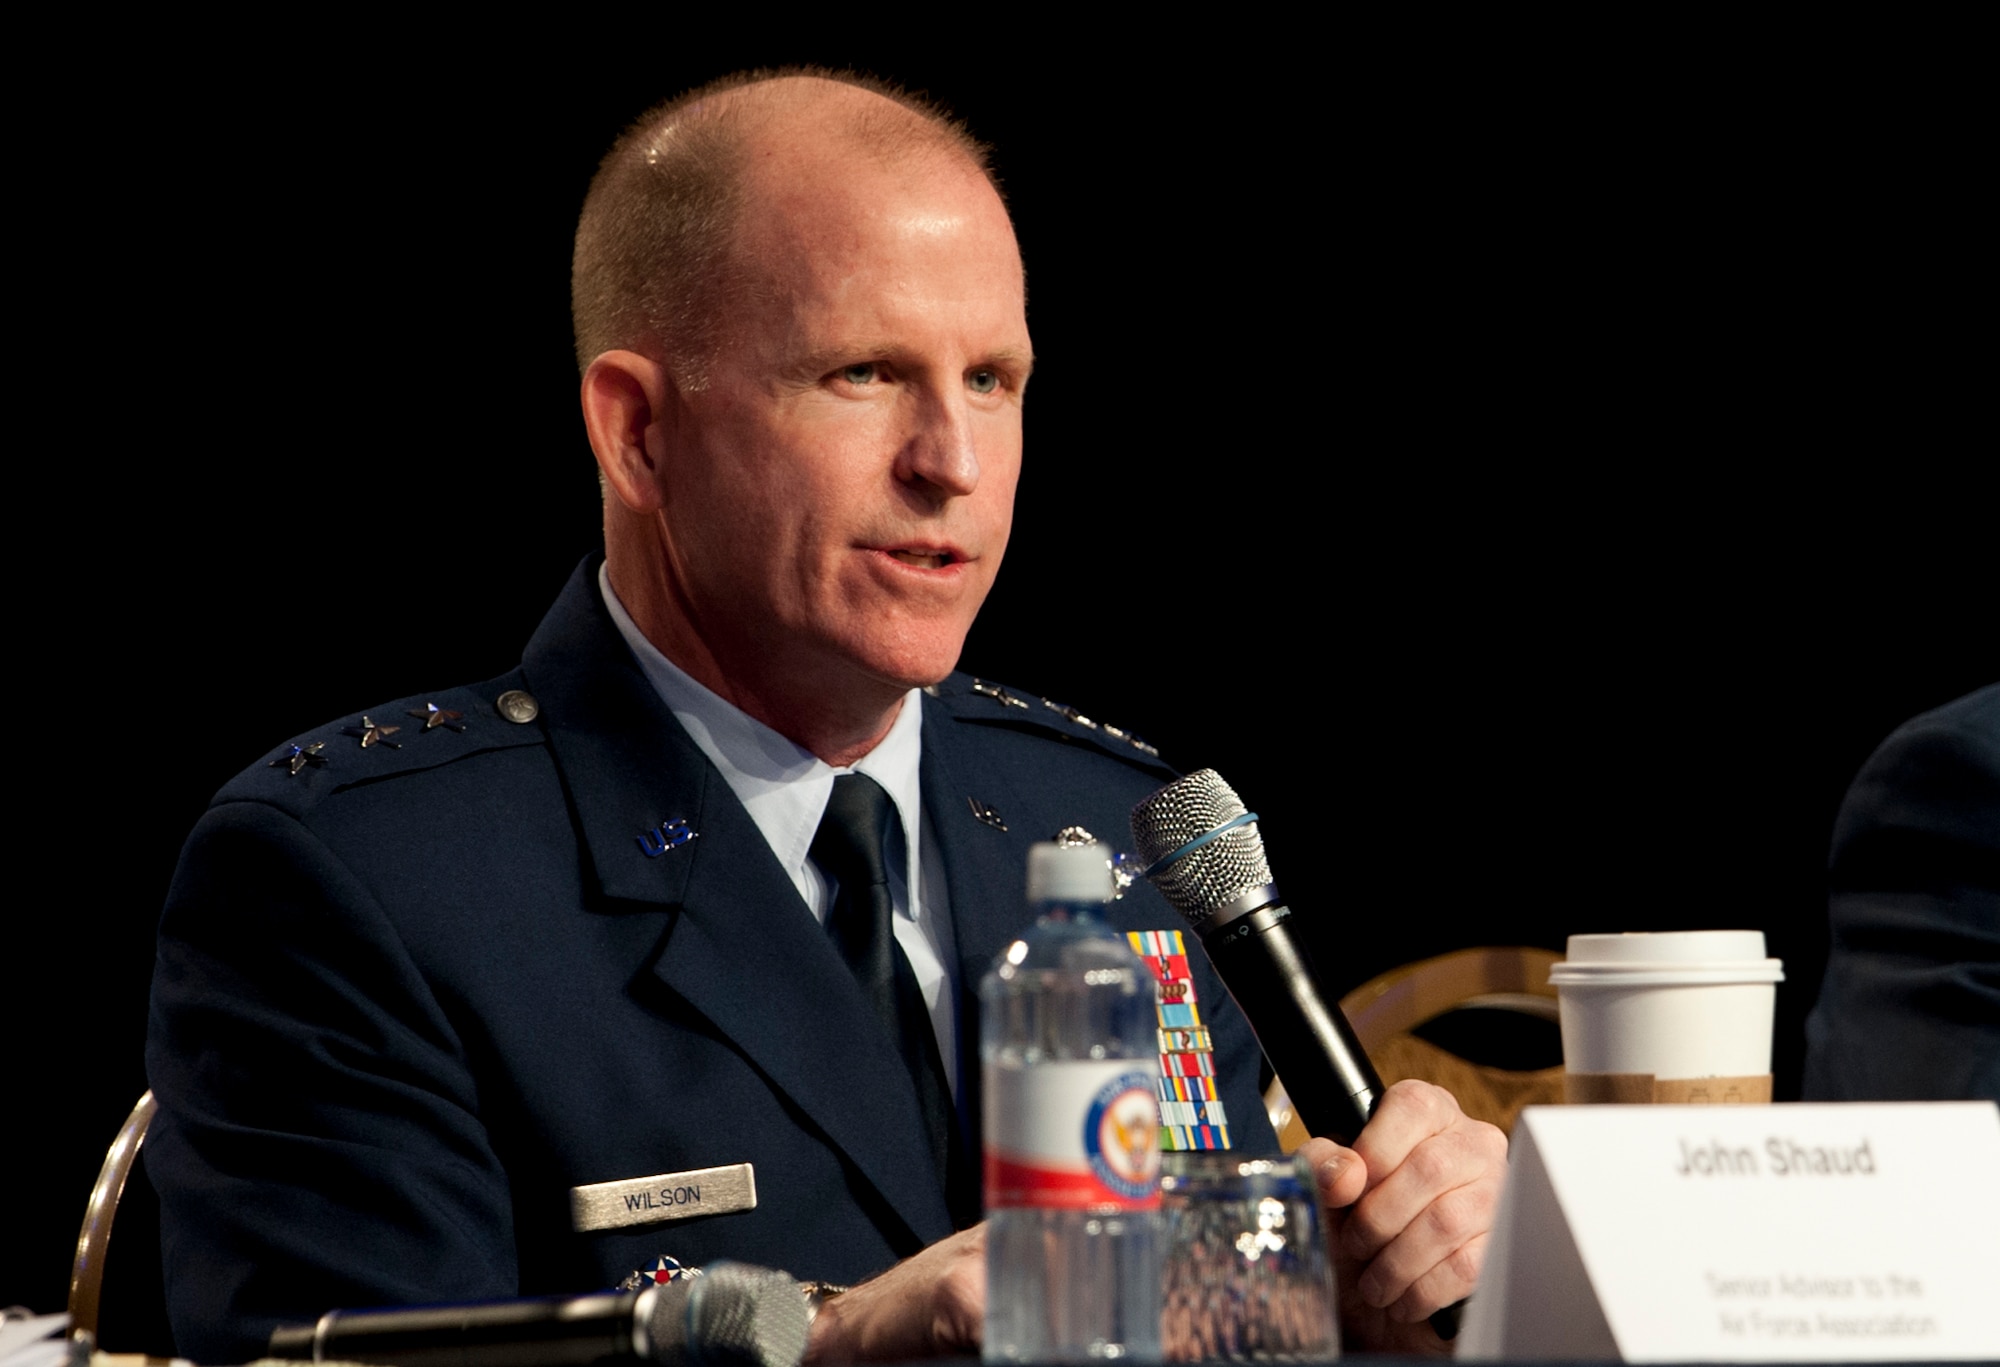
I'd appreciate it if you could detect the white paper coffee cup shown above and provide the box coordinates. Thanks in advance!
[1551,931,1784,1081]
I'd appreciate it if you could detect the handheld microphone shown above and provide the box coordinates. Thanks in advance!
[1129,769,1383,1146]
[266,1261,810,1367]
[1130,769,1462,1341]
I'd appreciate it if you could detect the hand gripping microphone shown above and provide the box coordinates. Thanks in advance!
[1130,769,1463,1341]
[266,1261,811,1367]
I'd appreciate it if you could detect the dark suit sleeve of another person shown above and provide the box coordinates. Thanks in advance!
[146,558,1273,1364]
[1802,683,2000,1102]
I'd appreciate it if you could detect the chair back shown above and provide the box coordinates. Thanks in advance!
[1265,946,1564,1151]
[68,1090,160,1345]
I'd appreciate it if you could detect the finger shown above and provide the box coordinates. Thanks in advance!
[1347,1174,1500,1317]
[1340,1091,1505,1265]
[1298,1135,1367,1210]
[1385,1230,1488,1324]
[1346,1079,1461,1185]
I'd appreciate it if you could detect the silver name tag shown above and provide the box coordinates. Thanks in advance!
[570,1162,758,1233]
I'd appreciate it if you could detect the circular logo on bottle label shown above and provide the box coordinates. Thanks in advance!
[1083,1071,1162,1201]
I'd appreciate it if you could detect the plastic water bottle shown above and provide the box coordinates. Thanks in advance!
[982,838,1162,1362]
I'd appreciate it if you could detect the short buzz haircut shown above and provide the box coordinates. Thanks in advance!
[570,67,995,387]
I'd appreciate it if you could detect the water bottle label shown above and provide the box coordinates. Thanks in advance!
[984,1061,1162,1210]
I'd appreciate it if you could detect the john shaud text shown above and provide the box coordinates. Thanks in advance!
[1676,1134,1877,1178]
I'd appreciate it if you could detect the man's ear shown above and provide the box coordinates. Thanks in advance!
[581,350,678,512]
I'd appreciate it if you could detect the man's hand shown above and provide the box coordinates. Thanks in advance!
[1302,1079,1507,1355]
[803,1224,985,1364]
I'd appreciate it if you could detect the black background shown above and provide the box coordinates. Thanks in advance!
[6,26,1992,1322]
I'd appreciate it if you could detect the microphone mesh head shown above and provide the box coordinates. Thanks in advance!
[649,1261,810,1367]
[1128,769,1274,928]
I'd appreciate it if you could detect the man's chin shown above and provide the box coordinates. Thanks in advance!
[832,623,973,697]
[862,653,963,697]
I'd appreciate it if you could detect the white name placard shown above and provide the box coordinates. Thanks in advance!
[1459,1102,2000,1361]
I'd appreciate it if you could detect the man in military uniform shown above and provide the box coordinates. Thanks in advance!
[148,71,1505,1362]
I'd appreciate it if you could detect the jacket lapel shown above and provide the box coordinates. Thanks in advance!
[519,562,953,1250]
[658,792,953,1250]
[920,694,1042,1153]
[921,701,1036,1001]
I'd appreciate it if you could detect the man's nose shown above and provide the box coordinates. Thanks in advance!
[897,385,980,498]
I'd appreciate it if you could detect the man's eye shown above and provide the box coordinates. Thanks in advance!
[841,363,880,385]
[967,369,999,395]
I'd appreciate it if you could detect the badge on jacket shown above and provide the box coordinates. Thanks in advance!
[570,1162,758,1232]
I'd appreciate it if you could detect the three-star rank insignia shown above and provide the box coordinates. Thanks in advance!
[269,742,327,777]
[341,716,402,749]
[407,702,467,732]
[971,680,1160,758]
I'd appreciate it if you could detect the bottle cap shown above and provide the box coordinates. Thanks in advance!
[1026,841,1114,903]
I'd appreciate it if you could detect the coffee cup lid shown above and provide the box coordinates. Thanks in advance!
[1549,930,1784,986]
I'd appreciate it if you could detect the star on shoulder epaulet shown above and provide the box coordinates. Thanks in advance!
[1033,693,1160,759]
[269,742,327,776]
[341,716,402,749]
[958,676,1162,760]
[408,701,468,732]
[969,678,1031,709]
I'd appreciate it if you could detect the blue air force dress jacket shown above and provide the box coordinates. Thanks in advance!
[146,559,1271,1364]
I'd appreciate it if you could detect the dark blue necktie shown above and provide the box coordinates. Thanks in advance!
[810,773,963,1213]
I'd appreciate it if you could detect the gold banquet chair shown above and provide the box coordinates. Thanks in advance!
[68,1090,159,1346]
[1264,947,1564,1151]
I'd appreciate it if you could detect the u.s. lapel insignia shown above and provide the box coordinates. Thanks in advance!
[637,817,697,858]
[270,742,327,776]
[341,716,402,749]
[967,796,1007,831]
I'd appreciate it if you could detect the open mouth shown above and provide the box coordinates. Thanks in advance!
[886,549,955,569]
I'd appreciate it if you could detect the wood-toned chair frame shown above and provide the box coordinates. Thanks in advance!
[1266,946,1562,1150]
[68,1089,158,1342]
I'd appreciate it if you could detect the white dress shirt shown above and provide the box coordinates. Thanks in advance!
[599,565,959,1092]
